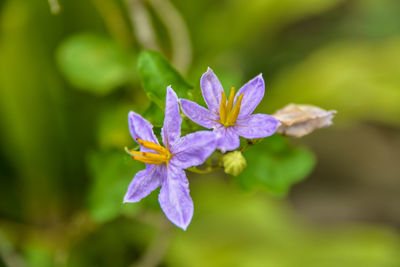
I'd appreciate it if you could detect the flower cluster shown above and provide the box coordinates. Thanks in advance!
[123,68,335,230]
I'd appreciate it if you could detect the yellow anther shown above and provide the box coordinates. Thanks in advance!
[136,138,167,154]
[133,156,166,164]
[218,87,244,127]
[226,87,235,113]
[125,139,171,165]
[227,93,244,124]
[128,150,168,161]
[219,91,227,123]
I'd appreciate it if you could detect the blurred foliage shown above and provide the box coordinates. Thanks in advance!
[236,135,315,196]
[0,0,74,220]
[266,39,400,124]
[88,150,141,223]
[57,33,137,95]
[0,0,400,266]
[97,103,133,149]
[67,218,155,267]
[168,178,400,267]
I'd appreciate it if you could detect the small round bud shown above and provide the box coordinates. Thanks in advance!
[222,151,247,176]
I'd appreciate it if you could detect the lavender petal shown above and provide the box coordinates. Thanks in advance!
[234,114,279,139]
[236,74,265,118]
[158,166,193,230]
[123,166,162,203]
[161,86,182,148]
[128,111,159,153]
[170,131,217,169]
[180,99,217,129]
[200,68,223,113]
[215,126,240,153]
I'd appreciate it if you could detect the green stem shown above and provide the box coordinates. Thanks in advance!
[187,166,221,174]
[241,139,261,153]
[90,0,133,47]
[240,142,250,153]
[146,0,192,73]
[47,0,61,14]
[130,216,172,267]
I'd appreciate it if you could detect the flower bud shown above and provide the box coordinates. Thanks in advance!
[223,151,247,176]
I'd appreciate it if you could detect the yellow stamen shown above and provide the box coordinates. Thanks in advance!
[226,93,244,124]
[226,87,235,113]
[219,91,227,123]
[125,139,171,165]
[133,156,165,164]
[136,138,167,154]
[218,86,244,127]
[128,150,168,161]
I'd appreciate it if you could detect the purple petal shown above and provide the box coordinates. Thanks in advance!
[159,166,193,230]
[215,126,240,153]
[200,68,223,113]
[180,99,218,129]
[234,114,279,139]
[170,131,217,169]
[236,74,265,119]
[129,111,159,153]
[161,86,182,148]
[124,166,162,203]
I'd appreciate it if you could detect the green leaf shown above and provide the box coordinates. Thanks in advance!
[57,33,136,95]
[236,135,316,195]
[88,150,142,222]
[143,102,164,127]
[137,50,193,105]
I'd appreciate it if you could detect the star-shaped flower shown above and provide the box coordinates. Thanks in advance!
[124,87,216,230]
[180,68,279,152]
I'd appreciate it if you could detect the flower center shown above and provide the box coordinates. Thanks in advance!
[218,87,244,127]
[125,138,171,165]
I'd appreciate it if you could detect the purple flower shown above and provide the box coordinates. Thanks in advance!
[124,87,216,230]
[180,68,279,152]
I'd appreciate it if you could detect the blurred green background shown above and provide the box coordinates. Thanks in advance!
[1,0,400,266]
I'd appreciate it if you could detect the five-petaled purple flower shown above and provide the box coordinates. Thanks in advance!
[180,68,279,152]
[124,87,216,230]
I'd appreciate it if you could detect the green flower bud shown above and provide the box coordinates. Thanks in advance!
[223,151,247,176]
